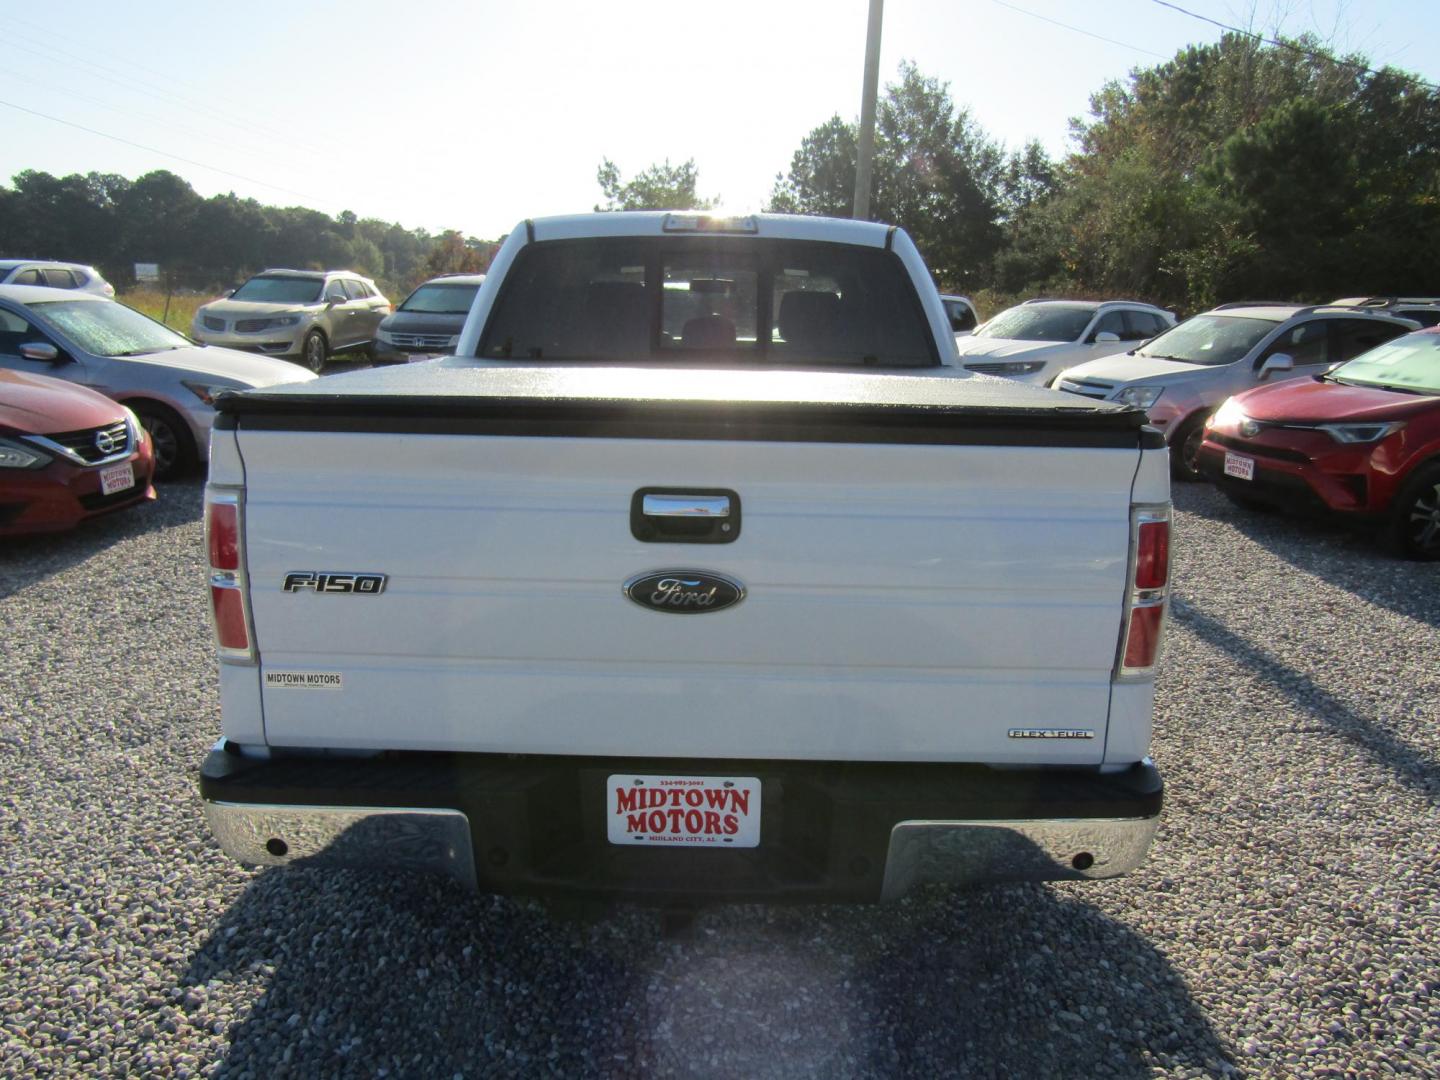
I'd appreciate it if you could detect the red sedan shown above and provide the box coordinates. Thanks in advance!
[0,368,156,536]
[1198,327,1440,558]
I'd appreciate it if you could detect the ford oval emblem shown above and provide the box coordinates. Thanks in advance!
[624,570,745,614]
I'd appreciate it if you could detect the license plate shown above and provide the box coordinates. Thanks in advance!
[1223,452,1255,481]
[99,462,135,495]
[607,774,761,848]
[407,352,435,363]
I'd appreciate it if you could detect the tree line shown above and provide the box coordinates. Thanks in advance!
[606,33,1440,314]
[5,31,1436,313]
[0,169,496,297]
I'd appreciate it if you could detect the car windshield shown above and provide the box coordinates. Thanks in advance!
[230,276,324,303]
[974,305,1094,342]
[400,282,482,314]
[30,299,191,357]
[1331,332,1440,394]
[1135,314,1278,366]
[479,237,936,367]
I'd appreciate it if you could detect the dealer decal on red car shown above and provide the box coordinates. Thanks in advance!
[606,774,761,847]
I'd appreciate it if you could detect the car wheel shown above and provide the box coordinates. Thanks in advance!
[130,401,197,481]
[1386,462,1440,560]
[301,330,328,373]
[1170,414,1210,483]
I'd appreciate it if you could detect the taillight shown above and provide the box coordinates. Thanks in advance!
[1117,506,1170,678]
[208,501,239,570]
[205,488,255,663]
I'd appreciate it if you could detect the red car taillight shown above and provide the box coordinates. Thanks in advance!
[1117,506,1170,678]
[205,489,254,662]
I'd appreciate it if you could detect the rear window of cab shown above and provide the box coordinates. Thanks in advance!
[478,238,938,368]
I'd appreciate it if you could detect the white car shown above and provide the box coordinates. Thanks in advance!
[0,260,115,297]
[0,284,315,478]
[954,299,1176,384]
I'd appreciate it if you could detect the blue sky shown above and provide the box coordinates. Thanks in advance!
[3,0,1438,239]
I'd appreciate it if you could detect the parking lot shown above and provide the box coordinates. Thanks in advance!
[1,481,1436,1078]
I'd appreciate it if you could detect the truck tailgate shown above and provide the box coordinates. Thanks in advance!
[224,367,1146,765]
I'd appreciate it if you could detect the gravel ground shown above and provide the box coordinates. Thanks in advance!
[0,480,1436,1078]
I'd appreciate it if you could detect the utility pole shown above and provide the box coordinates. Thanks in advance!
[853,0,884,219]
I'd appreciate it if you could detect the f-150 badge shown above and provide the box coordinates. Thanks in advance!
[624,570,744,614]
[282,571,387,594]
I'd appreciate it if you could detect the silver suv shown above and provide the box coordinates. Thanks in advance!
[954,298,1176,384]
[1331,296,1440,328]
[1054,303,1417,479]
[191,269,390,372]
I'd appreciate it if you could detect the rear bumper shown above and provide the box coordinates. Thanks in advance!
[199,744,1162,903]
[369,342,447,365]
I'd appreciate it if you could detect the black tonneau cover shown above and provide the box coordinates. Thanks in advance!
[217,362,1157,449]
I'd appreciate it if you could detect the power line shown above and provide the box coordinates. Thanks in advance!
[1150,0,1440,93]
[0,61,285,165]
[3,16,350,161]
[987,0,1170,59]
[0,98,329,206]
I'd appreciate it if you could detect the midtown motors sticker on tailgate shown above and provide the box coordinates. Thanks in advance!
[607,774,761,847]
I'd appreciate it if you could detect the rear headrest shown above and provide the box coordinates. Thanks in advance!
[680,314,736,349]
[583,281,649,354]
[778,291,841,349]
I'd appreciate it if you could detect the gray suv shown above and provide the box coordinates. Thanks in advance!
[191,269,390,372]
[1054,303,1417,479]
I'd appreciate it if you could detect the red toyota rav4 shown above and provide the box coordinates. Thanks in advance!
[1198,327,1440,558]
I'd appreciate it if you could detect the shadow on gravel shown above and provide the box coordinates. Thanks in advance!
[1174,483,1440,631]
[0,480,203,600]
[185,869,1233,1078]
[1173,597,1439,802]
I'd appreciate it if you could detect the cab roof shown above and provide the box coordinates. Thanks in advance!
[525,212,897,248]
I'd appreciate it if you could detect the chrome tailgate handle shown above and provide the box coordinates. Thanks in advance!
[642,493,732,518]
[632,488,740,544]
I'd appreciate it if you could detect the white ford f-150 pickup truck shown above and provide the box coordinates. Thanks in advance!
[198,212,1170,904]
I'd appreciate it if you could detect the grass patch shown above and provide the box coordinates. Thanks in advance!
[119,288,210,333]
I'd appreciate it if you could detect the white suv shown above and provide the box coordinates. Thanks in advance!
[0,260,114,297]
[954,299,1175,384]
[1053,303,1417,479]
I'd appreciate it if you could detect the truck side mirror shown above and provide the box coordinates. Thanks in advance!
[19,341,62,364]
[1258,352,1294,380]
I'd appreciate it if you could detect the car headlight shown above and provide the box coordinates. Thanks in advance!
[121,406,142,442]
[965,360,1045,376]
[1116,385,1164,409]
[446,335,460,348]
[182,380,234,405]
[268,315,303,328]
[0,437,51,469]
[1318,421,1405,444]
[1209,397,1247,431]
[377,328,394,344]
